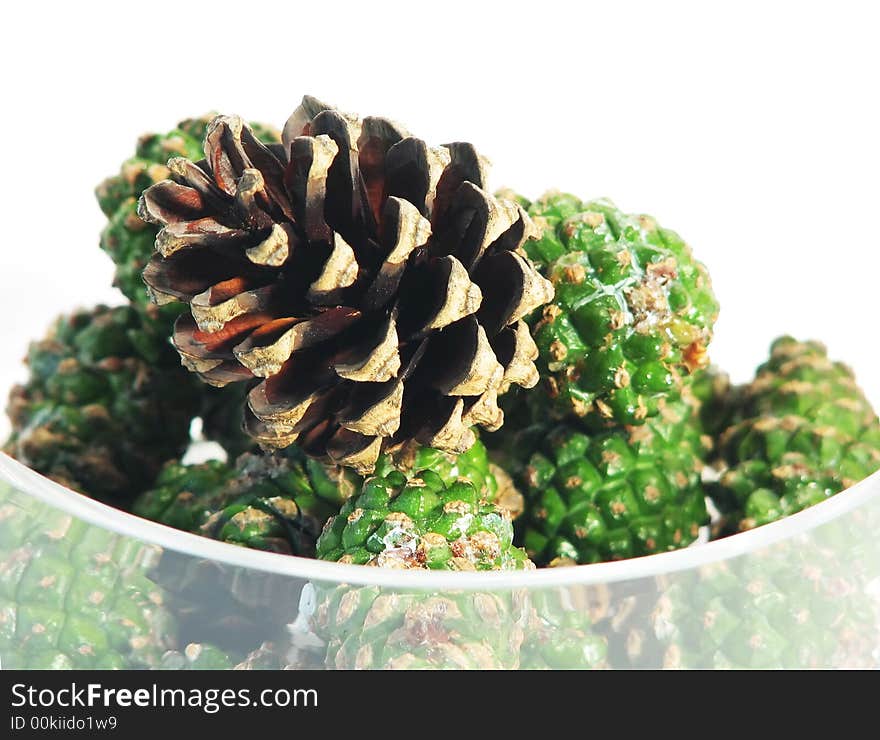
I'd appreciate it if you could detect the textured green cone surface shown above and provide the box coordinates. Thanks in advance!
[95,116,280,329]
[134,459,234,534]
[653,541,879,669]
[514,392,710,565]
[312,585,527,669]
[520,587,608,669]
[599,509,880,668]
[316,463,531,570]
[742,337,878,434]
[134,450,359,556]
[0,488,175,668]
[525,192,718,427]
[373,438,523,519]
[710,337,880,531]
[5,305,199,502]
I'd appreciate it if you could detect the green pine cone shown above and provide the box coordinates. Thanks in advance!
[95,115,280,333]
[525,192,718,427]
[313,585,528,669]
[5,305,200,503]
[710,337,880,531]
[515,392,710,565]
[134,450,359,556]
[316,466,532,571]
[0,488,176,668]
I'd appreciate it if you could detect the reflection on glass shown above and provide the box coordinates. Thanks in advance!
[2,458,878,669]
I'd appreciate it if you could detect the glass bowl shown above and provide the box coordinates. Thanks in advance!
[2,449,878,669]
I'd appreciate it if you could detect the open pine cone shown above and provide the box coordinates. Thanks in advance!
[139,97,553,472]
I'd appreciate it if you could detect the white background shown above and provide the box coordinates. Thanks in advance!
[2,1,879,438]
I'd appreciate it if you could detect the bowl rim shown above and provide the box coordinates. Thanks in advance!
[2,451,877,591]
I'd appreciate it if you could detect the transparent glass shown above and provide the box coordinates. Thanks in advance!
[2,451,878,669]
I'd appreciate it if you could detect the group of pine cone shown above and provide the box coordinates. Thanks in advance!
[3,97,879,669]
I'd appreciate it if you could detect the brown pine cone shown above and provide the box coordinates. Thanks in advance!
[140,96,552,472]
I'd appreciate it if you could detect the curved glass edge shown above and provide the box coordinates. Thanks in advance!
[3,452,879,590]
[2,455,879,669]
